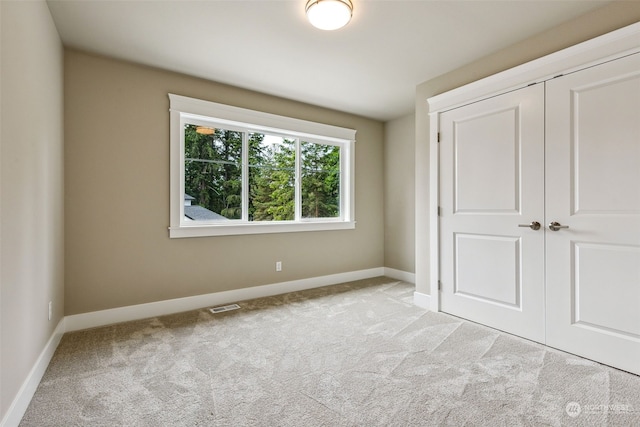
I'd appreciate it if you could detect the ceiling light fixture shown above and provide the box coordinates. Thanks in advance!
[305,0,353,31]
[196,126,215,135]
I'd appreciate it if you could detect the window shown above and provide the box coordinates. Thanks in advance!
[169,94,356,238]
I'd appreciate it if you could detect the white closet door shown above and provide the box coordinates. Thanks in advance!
[439,84,545,343]
[545,53,640,375]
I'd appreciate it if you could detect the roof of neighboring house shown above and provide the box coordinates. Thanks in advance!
[184,205,229,221]
[184,194,196,201]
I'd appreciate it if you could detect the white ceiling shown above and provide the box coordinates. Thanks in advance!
[47,0,611,121]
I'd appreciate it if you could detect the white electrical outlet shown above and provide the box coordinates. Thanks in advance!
[48,301,52,321]
[276,261,282,272]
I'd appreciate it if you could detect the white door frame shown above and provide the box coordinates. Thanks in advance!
[423,22,640,312]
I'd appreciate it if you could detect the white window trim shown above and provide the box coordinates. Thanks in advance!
[169,94,356,238]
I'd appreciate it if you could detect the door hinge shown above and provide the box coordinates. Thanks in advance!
[437,132,441,143]
[438,280,442,291]
[437,206,441,216]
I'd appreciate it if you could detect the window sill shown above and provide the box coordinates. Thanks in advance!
[169,220,356,238]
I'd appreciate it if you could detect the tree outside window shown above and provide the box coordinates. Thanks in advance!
[184,126,340,222]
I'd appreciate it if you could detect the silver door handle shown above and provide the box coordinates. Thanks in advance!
[549,221,569,231]
[518,221,541,231]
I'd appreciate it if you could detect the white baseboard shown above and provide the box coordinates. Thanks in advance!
[0,319,65,427]
[65,267,385,332]
[413,291,431,310]
[383,267,415,283]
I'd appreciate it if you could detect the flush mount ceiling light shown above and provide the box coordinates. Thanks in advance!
[196,126,215,135]
[306,0,353,31]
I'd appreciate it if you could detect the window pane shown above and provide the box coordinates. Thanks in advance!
[301,141,340,219]
[248,133,295,221]
[184,124,242,221]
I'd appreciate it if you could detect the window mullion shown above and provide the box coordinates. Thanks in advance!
[340,145,347,221]
[178,117,186,226]
[242,131,249,221]
[295,138,302,221]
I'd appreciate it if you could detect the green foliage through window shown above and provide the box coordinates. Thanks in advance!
[302,141,340,219]
[184,125,340,222]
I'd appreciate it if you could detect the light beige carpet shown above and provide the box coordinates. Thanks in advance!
[20,277,640,426]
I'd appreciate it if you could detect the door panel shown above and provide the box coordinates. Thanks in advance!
[455,233,521,308]
[454,107,520,213]
[440,84,545,343]
[573,242,640,338]
[545,53,640,375]
[571,70,640,214]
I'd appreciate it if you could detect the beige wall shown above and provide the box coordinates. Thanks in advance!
[64,51,384,315]
[415,1,640,295]
[384,113,415,273]
[0,0,65,420]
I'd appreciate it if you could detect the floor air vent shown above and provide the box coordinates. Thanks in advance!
[209,303,241,314]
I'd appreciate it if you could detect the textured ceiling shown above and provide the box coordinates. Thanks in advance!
[47,0,610,121]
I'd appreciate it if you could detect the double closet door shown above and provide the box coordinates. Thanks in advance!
[439,53,640,375]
